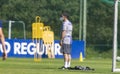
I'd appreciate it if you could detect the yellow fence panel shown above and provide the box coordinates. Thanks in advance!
[32,16,44,39]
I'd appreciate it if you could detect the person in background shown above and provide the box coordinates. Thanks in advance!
[59,12,73,69]
[0,20,7,60]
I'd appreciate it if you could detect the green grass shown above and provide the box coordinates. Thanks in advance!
[0,58,120,74]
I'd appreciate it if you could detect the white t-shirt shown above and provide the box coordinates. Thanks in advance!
[62,20,73,44]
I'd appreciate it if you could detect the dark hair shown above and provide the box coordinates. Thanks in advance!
[62,12,69,18]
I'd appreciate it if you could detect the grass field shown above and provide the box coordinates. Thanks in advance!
[0,58,120,74]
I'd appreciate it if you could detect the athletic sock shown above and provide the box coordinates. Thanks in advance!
[67,61,71,67]
[64,61,68,68]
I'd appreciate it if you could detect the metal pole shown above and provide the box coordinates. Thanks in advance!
[112,0,118,72]
[8,21,11,39]
[8,21,15,39]
[23,22,26,39]
[83,0,87,56]
[79,0,83,40]
[19,21,26,39]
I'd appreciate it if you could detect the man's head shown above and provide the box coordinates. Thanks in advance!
[60,12,69,21]
[62,12,69,18]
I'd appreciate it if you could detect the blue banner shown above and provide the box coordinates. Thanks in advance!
[0,39,84,58]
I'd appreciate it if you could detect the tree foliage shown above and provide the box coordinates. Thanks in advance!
[0,0,117,48]
[0,0,80,39]
[87,0,113,45]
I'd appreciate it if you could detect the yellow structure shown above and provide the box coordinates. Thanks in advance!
[32,16,44,62]
[32,16,44,39]
[32,16,55,62]
[43,26,55,58]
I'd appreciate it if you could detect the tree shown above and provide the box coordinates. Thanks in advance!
[0,0,117,51]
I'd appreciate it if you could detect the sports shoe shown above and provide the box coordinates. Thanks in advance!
[67,67,72,69]
[59,66,68,70]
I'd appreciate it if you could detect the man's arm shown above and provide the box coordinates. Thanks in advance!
[60,30,66,46]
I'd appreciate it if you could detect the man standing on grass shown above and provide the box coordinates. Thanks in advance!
[0,20,7,60]
[59,12,73,69]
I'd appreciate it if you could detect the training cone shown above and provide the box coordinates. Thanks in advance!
[79,52,83,62]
